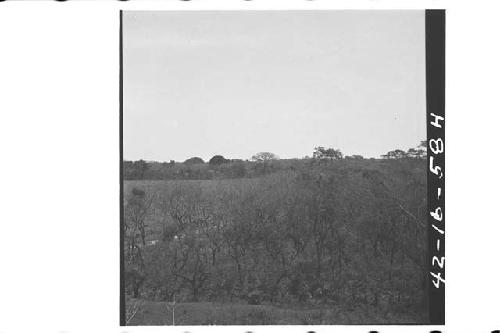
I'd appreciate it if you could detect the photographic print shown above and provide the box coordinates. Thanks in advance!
[121,10,442,325]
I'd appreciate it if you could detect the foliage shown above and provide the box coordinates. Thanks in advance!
[123,160,149,179]
[184,157,205,165]
[209,155,229,166]
[250,152,280,175]
[313,147,343,160]
[345,155,364,160]
[124,188,152,298]
[124,157,428,324]
[382,141,426,160]
[251,152,279,162]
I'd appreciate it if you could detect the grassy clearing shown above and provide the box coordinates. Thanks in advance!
[127,300,427,325]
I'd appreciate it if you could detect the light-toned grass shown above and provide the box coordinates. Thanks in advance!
[126,300,427,325]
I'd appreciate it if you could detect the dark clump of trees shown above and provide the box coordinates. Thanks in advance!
[345,155,364,160]
[123,160,149,180]
[124,153,427,321]
[184,157,205,165]
[313,146,343,160]
[382,141,427,160]
[209,155,229,166]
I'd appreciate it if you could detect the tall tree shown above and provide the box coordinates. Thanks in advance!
[251,152,279,175]
[209,155,229,166]
[313,147,343,160]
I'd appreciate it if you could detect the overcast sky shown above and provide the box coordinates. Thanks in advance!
[123,10,425,162]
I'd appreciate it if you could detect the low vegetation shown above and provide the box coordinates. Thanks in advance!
[124,144,428,325]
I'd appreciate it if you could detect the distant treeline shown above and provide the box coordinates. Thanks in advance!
[124,142,427,181]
